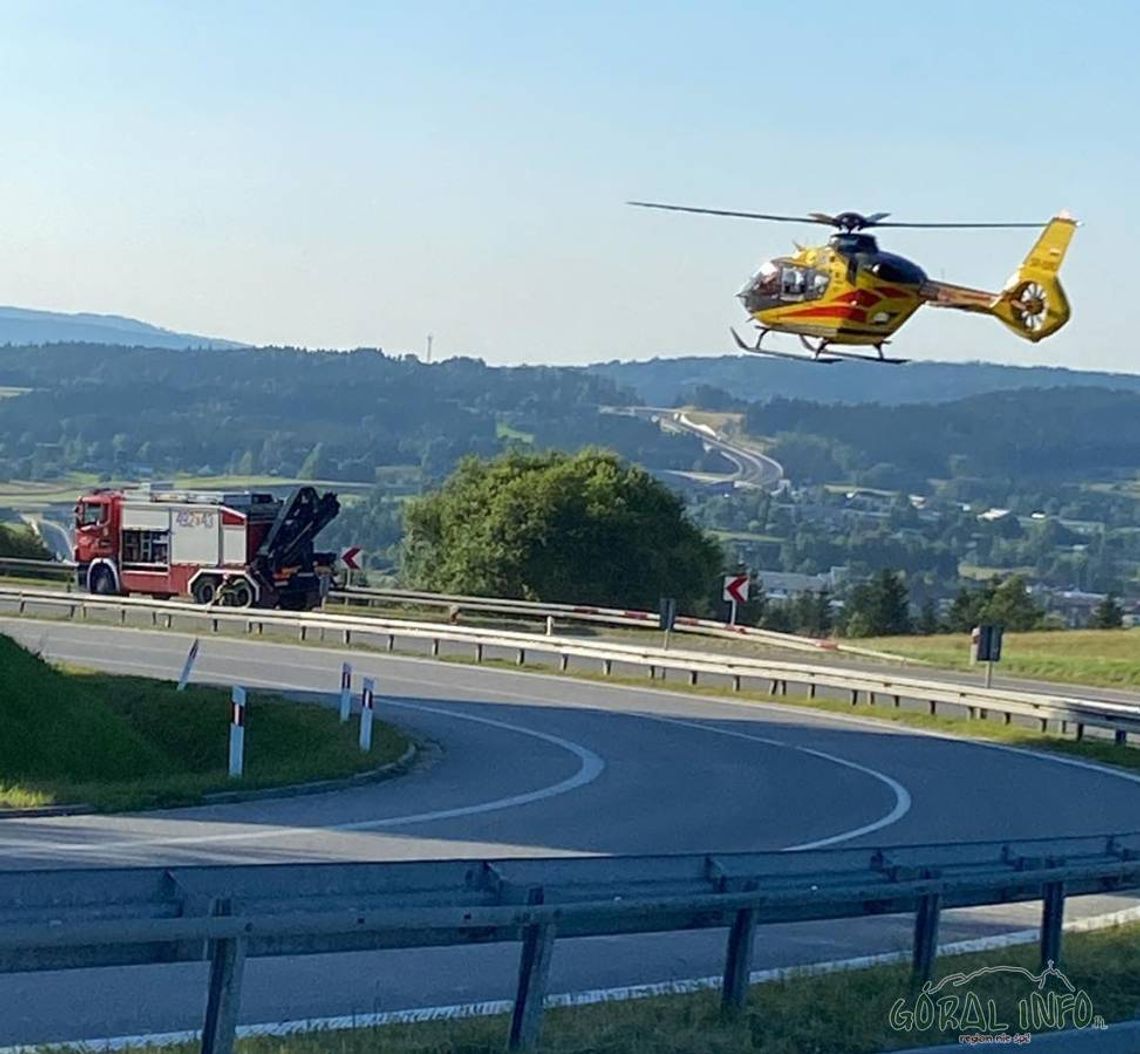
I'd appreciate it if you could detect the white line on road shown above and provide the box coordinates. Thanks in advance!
[641,713,911,851]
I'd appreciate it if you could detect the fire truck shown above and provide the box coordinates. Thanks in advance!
[73,483,340,610]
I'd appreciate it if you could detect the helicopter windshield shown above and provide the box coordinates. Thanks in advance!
[739,259,830,312]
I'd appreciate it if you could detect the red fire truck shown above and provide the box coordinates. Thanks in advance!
[73,483,340,609]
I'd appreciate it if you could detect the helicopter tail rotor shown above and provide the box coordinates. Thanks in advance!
[991,214,1078,343]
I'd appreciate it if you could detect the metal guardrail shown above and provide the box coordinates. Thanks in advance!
[1,584,1139,744]
[1,833,1138,1052]
[0,555,904,660]
[330,583,916,662]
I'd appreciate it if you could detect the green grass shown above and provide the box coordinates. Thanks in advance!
[863,629,1140,690]
[118,919,1140,1053]
[0,635,409,810]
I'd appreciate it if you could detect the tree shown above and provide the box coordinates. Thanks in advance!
[917,598,940,635]
[1090,593,1124,630]
[982,574,1044,632]
[842,570,911,637]
[401,449,723,610]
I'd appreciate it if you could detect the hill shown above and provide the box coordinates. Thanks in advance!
[588,355,1140,407]
[0,306,246,350]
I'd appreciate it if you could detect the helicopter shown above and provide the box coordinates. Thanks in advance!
[628,202,1078,364]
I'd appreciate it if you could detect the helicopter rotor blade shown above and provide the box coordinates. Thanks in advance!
[872,220,1046,229]
[627,202,836,226]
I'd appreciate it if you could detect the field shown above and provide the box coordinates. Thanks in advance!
[126,918,1140,1052]
[0,635,409,810]
[864,629,1140,689]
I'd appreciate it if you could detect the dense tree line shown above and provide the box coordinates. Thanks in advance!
[0,344,707,483]
[744,388,1140,484]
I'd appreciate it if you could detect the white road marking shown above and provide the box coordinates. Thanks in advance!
[641,714,912,851]
[0,687,605,855]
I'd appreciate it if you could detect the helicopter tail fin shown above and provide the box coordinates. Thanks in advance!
[990,213,1078,343]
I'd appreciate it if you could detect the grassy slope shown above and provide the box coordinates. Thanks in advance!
[0,635,408,810]
[133,919,1140,1053]
[862,629,1140,690]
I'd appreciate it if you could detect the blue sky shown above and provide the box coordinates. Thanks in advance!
[0,1,1134,369]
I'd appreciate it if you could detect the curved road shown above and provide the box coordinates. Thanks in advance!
[0,618,1137,1044]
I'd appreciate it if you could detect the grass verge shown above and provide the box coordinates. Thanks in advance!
[122,920,1140,1052]
[862,629,1140,691]
[0,634,408,811]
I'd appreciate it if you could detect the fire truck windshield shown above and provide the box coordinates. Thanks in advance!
[76,502,107,527]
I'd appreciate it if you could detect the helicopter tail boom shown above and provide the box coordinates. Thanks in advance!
[922,214,1077,343]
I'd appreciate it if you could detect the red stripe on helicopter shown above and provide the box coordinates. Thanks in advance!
[783,305,868,322]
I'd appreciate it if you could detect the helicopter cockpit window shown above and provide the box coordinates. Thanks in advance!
[779,266,829,301]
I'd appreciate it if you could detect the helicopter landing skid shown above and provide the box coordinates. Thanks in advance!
[731,327,841,364]
[799,334,909,365]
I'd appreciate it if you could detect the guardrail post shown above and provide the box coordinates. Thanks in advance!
[476,643,484,662]
[343,628,352,645]
[431,638,440,657]
[298,625,307,642]
[386,634,395,652]
[1040,881,1065,970]
[807,682,816,699]
[201,898,246,1054]
[928,700,937,716]
[603,659,613,676]
[732,674,741,692]
[1115,730,1128,746]
[545,615,554,637]
[516,648,526,666]
[850,688,859,706]
[689,670,698,686]
[721,905,757,1013]
[1075,723,1084,741]
[559,654,569,672]
[911,892,941,985]
[508,889,556,1051]
[893,694,901,708]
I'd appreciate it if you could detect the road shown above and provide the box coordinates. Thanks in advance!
[0,618,1138,1044]
[619,405,784,490]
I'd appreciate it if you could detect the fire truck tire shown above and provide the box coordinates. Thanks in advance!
[89,566,117,595]
[227,578,255,608]
[191,576,219,605]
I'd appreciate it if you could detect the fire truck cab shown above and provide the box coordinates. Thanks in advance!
[74,484,340,610]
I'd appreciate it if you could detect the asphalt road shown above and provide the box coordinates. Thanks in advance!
[1,618,1138,1044]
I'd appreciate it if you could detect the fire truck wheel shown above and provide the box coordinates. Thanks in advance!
[228,579,255,608]
[191,577,219,605]
[89,566,117,595]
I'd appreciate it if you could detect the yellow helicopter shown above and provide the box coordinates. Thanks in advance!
[629,202,1078,364]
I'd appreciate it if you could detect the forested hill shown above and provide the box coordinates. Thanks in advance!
[0,343,714,481]
[0,306,245,350]
[746,387,1140,487]
[590,355,1140,407]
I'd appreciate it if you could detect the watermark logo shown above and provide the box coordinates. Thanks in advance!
[889,961,1106,1045]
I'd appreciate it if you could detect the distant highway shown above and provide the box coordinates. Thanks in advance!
[622,406,784,491]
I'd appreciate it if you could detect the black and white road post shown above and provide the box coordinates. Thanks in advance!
[228,687,246,778]
[359,676,374,752]
[177,638,201,692]
[338,662,352,723]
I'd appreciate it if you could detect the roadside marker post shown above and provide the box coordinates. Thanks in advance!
[228,687,246,778]
[177,638,200,692]
[338,662,352,723]
[359,676,375,752]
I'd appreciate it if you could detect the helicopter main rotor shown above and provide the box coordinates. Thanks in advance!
[626,201,1046,232]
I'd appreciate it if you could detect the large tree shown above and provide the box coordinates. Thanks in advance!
[401,449,723,610]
